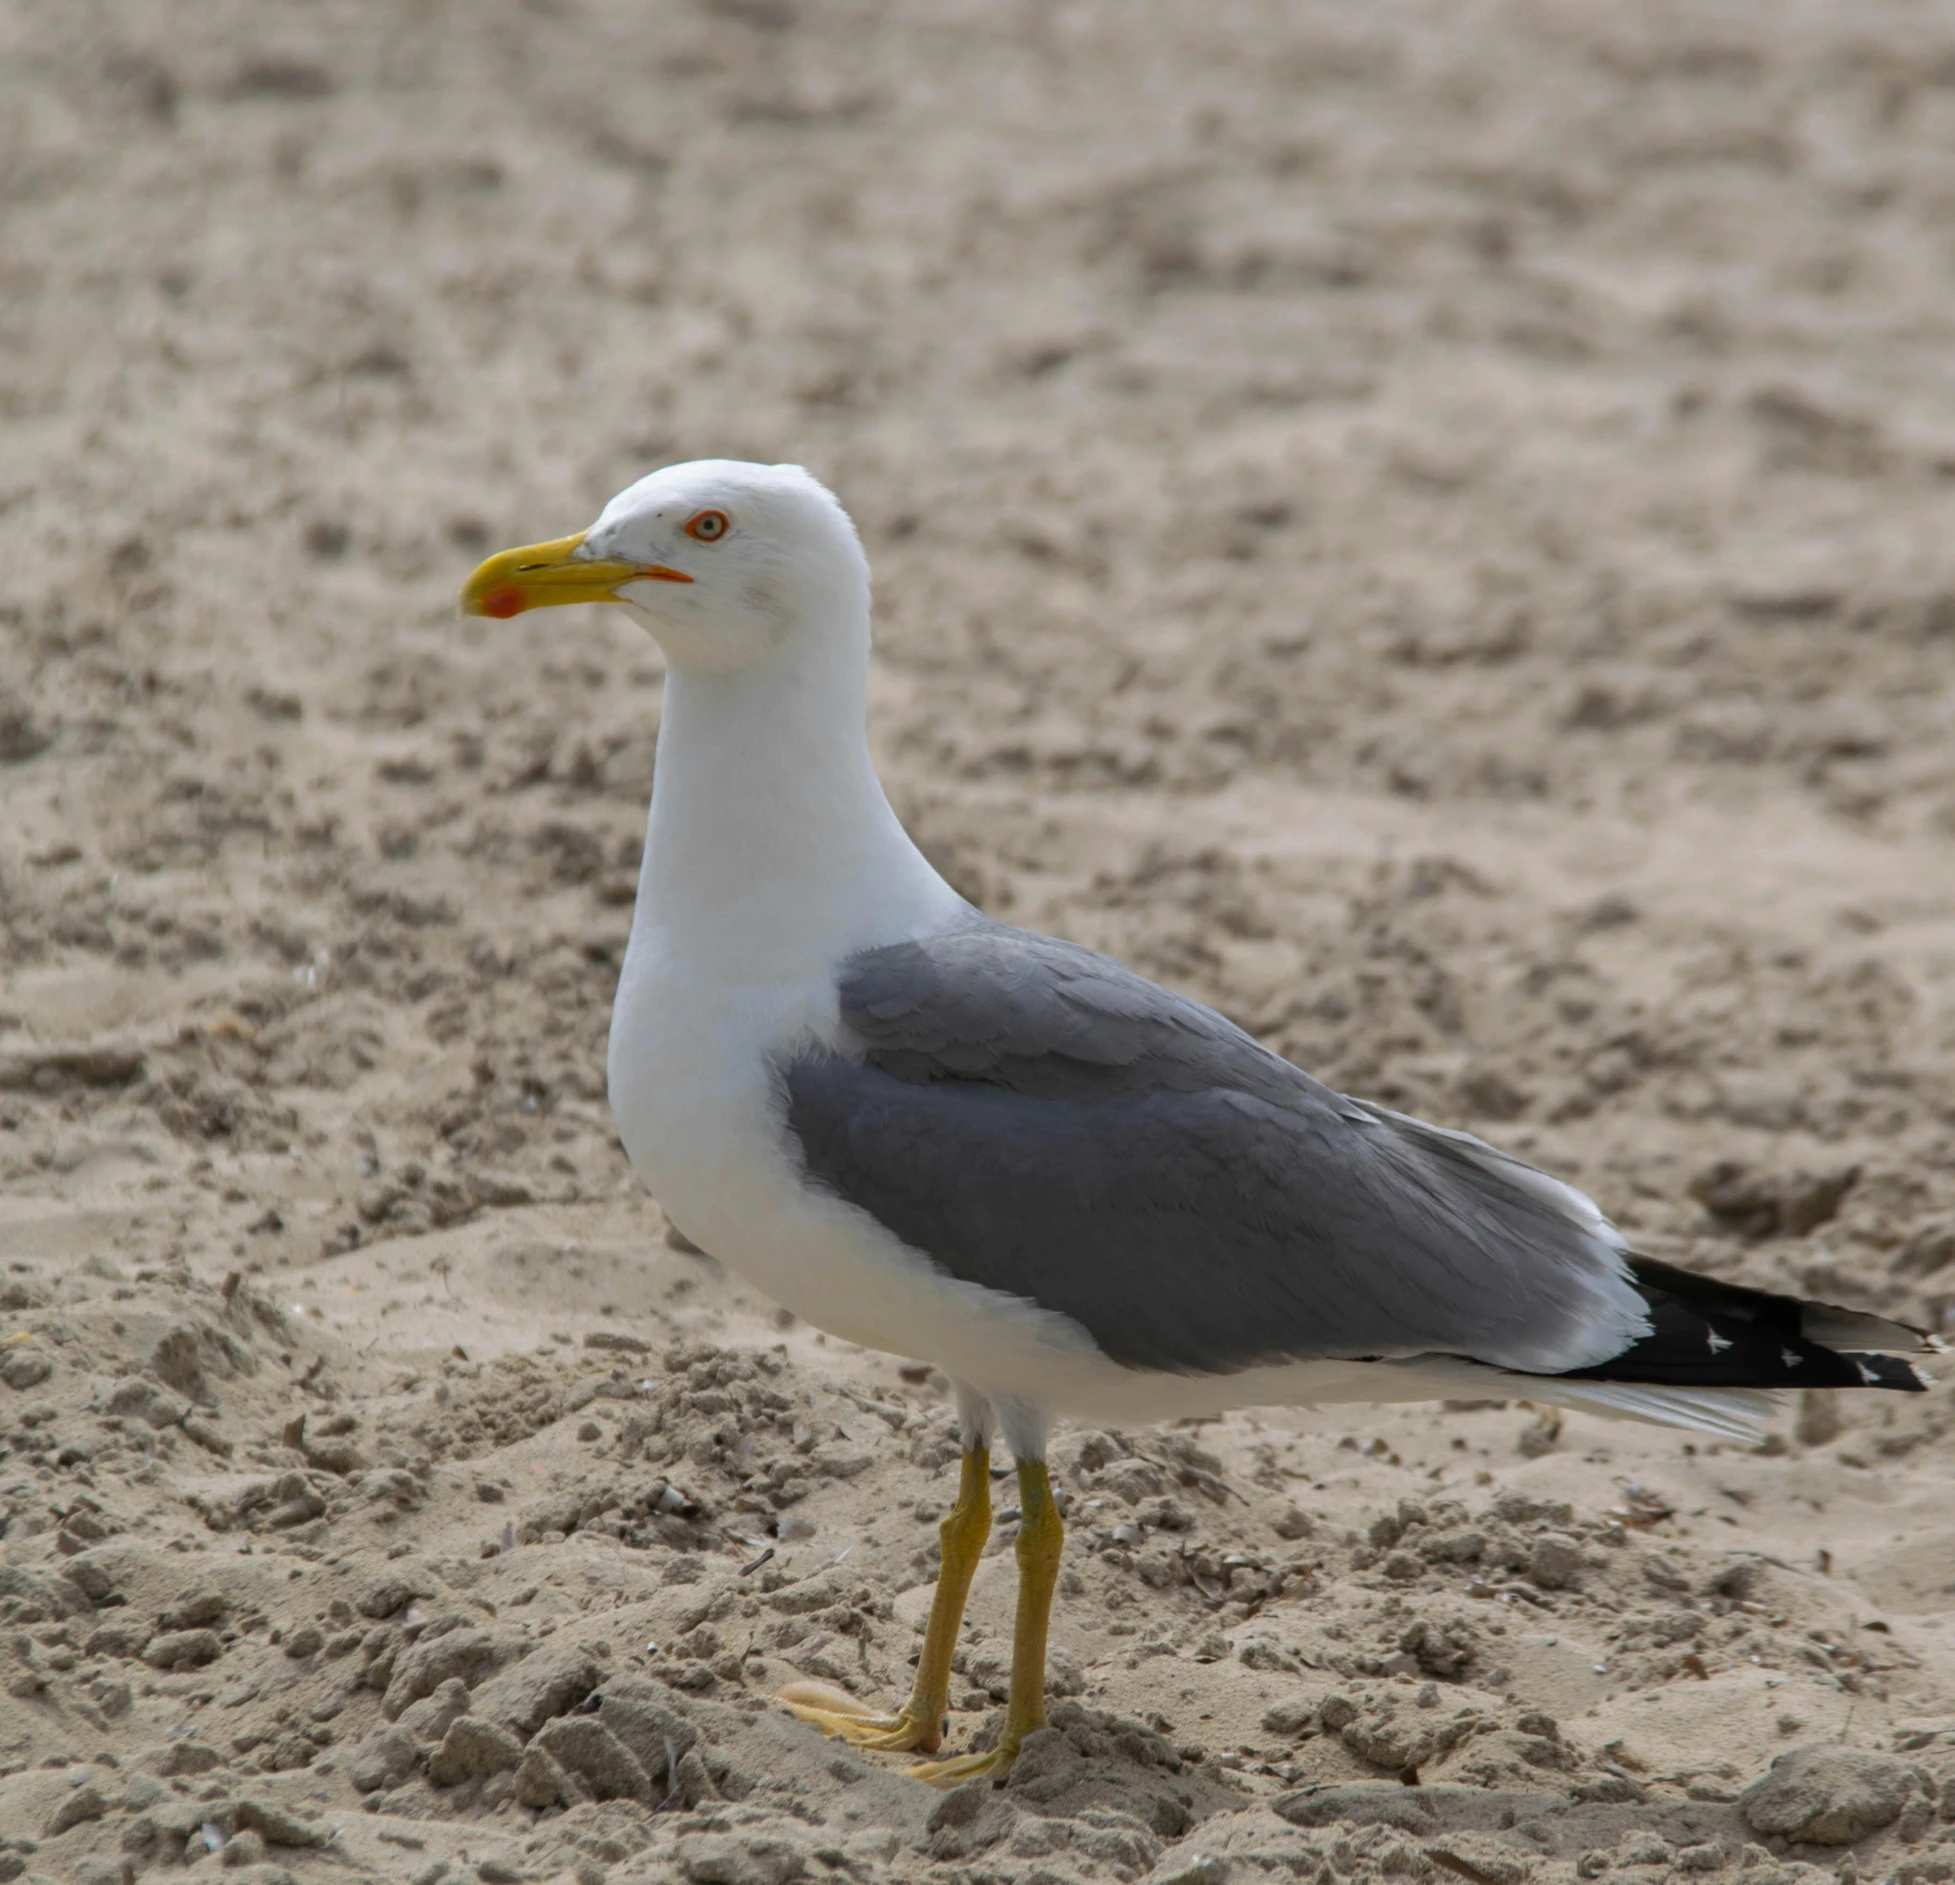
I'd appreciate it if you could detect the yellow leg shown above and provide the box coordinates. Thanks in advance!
[783,1443,992,1755]
[907,1455,1063,1786]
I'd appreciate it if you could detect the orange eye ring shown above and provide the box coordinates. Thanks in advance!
[684,509,730,543]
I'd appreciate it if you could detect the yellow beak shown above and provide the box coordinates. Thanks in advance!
[457,531,693,620]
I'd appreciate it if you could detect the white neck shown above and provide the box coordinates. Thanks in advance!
[628,627,958,983]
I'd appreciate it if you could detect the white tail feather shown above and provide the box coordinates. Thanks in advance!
[1530,1378,1778,1444]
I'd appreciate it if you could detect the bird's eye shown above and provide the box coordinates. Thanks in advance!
[684,510,730,543]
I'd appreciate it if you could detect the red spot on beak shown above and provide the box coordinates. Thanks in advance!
[480,586,528,619]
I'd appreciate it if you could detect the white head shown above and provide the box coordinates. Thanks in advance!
[459,459,869,673]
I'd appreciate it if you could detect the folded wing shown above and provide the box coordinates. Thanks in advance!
[784,915,1656,1378]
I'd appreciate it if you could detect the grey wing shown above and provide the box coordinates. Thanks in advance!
[781,914,1650,1378]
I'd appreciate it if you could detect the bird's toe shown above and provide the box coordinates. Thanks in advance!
[904,1745,1011,1787]
[783,1697,943,1753]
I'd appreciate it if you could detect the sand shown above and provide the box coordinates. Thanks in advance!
[5,0,1955,1879]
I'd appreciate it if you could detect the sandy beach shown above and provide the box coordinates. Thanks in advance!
[4,2,1955,1879]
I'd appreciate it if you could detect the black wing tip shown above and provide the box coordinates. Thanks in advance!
[1564,1259,1937,1394]
[1627,1252,1931,1338]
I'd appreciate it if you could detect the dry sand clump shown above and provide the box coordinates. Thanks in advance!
[5,0,1955,1881]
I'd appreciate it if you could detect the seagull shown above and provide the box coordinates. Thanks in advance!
[461,459,1932,1784]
